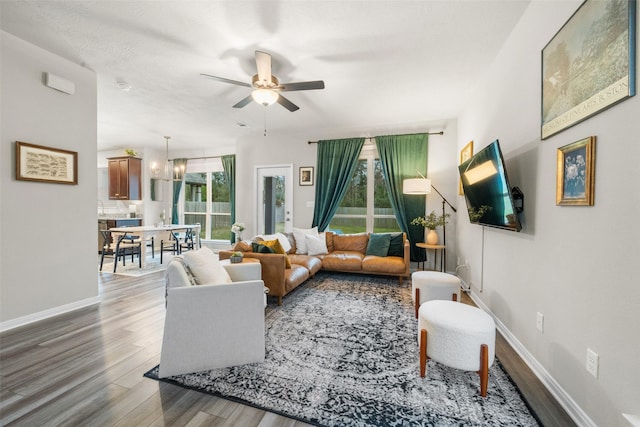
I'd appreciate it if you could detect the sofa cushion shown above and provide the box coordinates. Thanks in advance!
[262,239,292,268]
[387,232,404,257]
[366,233,391,256]
[362,255,407,274]
[305,233,328,256]
[182,247,232,285]
[283,232,297,254]
[325,231,334,253]
[284,264,310,292]
[293,226,319,254]
[321,251,364,271]
[332,233,369,253]
[289,254,323,275]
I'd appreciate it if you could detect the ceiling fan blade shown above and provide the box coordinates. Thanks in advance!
[200,73,251,88]
[233,95,254,108]
[277,94,300,112]
[279,80,325,92]
[255,51,272,86]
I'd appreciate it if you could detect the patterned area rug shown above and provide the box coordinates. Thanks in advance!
[144,273,539,426]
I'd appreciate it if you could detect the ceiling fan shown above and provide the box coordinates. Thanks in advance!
[201,50,325,112]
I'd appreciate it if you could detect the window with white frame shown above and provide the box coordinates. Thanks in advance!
[328,142,400,234]
[183,158,231,240]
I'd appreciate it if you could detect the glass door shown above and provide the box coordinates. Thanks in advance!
[256,165,293,235]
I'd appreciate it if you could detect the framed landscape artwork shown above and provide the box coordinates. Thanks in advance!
[556,136,596,206]
[541,0,636,139]
[459,141,473,195]
[15,141,78,185]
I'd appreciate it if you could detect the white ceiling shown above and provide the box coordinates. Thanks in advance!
[1,1,530,152]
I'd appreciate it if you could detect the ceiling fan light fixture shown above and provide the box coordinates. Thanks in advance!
[251,88,279,106]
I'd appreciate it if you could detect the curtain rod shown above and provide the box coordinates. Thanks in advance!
[307,131,444,144]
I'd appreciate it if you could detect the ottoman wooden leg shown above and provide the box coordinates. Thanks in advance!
[452,293,457,302]
[415,288,421,318]
[420,329,428,377]
[478,343,489,397]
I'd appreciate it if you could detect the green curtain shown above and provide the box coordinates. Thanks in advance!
[312,138,365,231]
[375,134,428,262]
[221,155,236,244]
[171,158,188,224]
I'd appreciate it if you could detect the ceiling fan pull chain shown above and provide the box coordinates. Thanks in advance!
[264,107,268,137]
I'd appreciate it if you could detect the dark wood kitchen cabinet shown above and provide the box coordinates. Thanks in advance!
[108,156,141,200]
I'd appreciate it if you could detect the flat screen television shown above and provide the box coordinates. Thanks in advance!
[458,140,522,232]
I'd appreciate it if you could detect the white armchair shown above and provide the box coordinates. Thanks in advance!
[159,247,265,378]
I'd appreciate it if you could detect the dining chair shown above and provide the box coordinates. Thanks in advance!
[160,230,180,264]
[178,228,195,254]
[99,230,142,272]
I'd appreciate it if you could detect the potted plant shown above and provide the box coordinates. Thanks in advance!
[411,211,450,244]
[231,222,245,243]
[230,251,244,264]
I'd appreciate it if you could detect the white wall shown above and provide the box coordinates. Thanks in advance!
[1,32,98,325]
[456,2,640,426]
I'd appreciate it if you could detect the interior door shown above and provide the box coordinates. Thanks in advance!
[256,165,293,235]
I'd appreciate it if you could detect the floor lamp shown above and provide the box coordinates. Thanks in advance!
[403,172,456,271]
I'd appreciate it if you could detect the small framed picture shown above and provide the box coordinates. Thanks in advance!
[556,136,596,206]
[459,141,473,195]
[15,141,78,185]
[299,166,314,186]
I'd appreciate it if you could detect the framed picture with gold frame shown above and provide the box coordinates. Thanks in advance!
[556,136,595,206]
[459,141,473,195]
[15,141,78,185]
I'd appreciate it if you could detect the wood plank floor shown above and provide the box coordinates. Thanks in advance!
[0,269,575,426]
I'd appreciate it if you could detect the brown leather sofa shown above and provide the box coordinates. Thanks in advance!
[219,231,410,305]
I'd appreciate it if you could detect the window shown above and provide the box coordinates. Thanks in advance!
[183,159,231,240]
[329,144,400,234]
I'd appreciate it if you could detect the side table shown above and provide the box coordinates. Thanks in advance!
[415,243,445,272]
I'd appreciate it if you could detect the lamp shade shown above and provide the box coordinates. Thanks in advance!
[251,88,279,106]
[403,178,431,195]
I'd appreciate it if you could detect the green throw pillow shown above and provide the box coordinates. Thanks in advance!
[252,242,276,254]
[366,233,391,256]
[387,233,404,257]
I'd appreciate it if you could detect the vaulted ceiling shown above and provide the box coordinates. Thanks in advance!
[1,1,530,152]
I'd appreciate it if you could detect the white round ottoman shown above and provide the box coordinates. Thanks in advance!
[418,300,496,397]
[411,271,461,318]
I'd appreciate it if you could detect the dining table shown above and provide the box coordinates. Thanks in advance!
[108,224,201,268]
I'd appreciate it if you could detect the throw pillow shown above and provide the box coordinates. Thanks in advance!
[182,247,232,285]
[252,242,276,253]
[293,226,319,254]
[387,232,404,257]
[366,233,391,256]
[305,233,328,256]
[257,233,292,253]
[261,239,292,268]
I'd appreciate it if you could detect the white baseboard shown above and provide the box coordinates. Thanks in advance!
[468,290,596,427]
[0,296,101,333]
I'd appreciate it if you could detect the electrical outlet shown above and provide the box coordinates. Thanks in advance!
[586,348,599,378]
[536,312,544,332]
